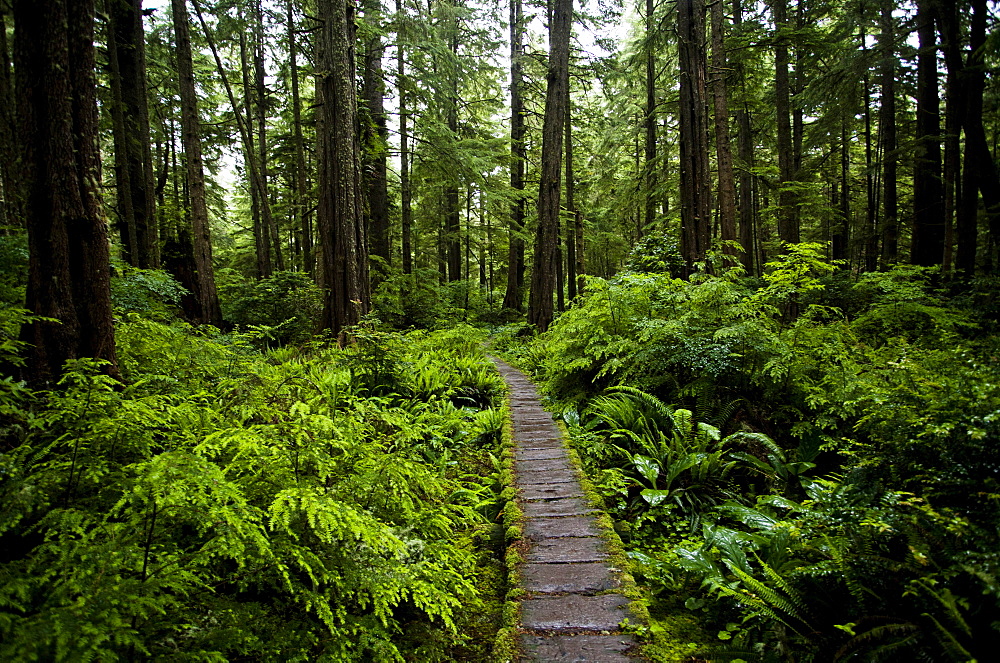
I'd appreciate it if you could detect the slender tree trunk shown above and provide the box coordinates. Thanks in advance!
[253,0,284,272]
[834,120,850,261]
[16,0,119,383]
[643,0,656,234]
[565,80,578,300]
[0,10,23,230]
[937,0,961,272]
[288,0,312,276]
[711,0,737,263]
[503,0,526,310]
[397,0,412,277]
[362,0,390,276]
[733,0,755,274]
[678,0,711,272]
[772,0,797,244]
[862,21,878,272]
[106,10,140,266]
[316,0,369,335]
[445,16,461,282]
[237,5,270,279]
[527,0,571,331]
[878,0,898,267]
[912,0,944,266]
[172,0,221,325]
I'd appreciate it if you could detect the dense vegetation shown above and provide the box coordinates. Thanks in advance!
[0,272,508,660]
[1,0,998,660]
[495,247,1000,660]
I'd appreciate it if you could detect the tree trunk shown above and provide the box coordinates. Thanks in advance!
[0,9,23,230]
[733,0,755,274]
[711,0,737,263]
[172,0,221,325]
[237,4,270,279]
[565,79,578,300]
[772,0,797,244]
[445,17,461,282]
[963,0,1000,264]
[107,0,157,268]
[288,0,312,276]
[253,0,284,272]
[362,0,390,276]
[878,0,898,267]
[643,0,656,234]
[911,0,944,266]
[397,0,412,276]
[15,0,119,383]
[527,0,571,331]
[316,0,369,335]
[503,0,526,310]
[678,0,711,272]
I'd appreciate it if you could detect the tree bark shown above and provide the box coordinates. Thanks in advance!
[0,9,23,230]
[565,78,577,300]
[772,0,797,244]
[711,0,737,263]
[316,0,369,335]
[171,0,221,325]
[527,0,571,331]
[503,0,526,310]
[253,0,284,272]
[733,0,755,274]
[288,0,312,276]
[878,0,898,267]
[15,0,119,383]
[362,0,390,276]
[238,3,269,279]
[911,0,944,266]
[678,0,711,272]
[107,0,157,268]
[643,0,656,234]
[445,14,461,282]
[397,0,412,276]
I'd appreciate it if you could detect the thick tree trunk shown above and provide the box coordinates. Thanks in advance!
[316,0,369,335]
[911,0,944,266]
[772,0,797,244]
[878,0,898,267]
[678,0,711,272]
[15,0,119,383]
[503,0,526,310]
[362,0,390,275]
[711,0,737,263]
[527,0,571,331]
[107,0,157,268]
[963,0,1000,264]
[172,0,221,325]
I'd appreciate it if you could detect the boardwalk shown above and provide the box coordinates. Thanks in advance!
[492,358,641,662]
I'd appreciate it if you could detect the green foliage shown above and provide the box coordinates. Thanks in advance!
[502,247,1000,662]
[217,270,324,344]
[0,322,506,660]
[110,265,188,320]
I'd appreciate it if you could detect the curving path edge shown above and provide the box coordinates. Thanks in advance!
[492,358,641,662]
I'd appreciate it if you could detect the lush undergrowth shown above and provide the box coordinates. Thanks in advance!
[0,309,508,661]
[496,244,1000,662]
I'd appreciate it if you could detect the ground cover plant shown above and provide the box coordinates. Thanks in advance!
[0,303,507,661]
[497,244,1000,661]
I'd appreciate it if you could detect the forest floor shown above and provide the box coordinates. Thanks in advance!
[492,358,644,661]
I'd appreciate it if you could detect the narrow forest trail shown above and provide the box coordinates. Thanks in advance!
[491,358,643,662]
